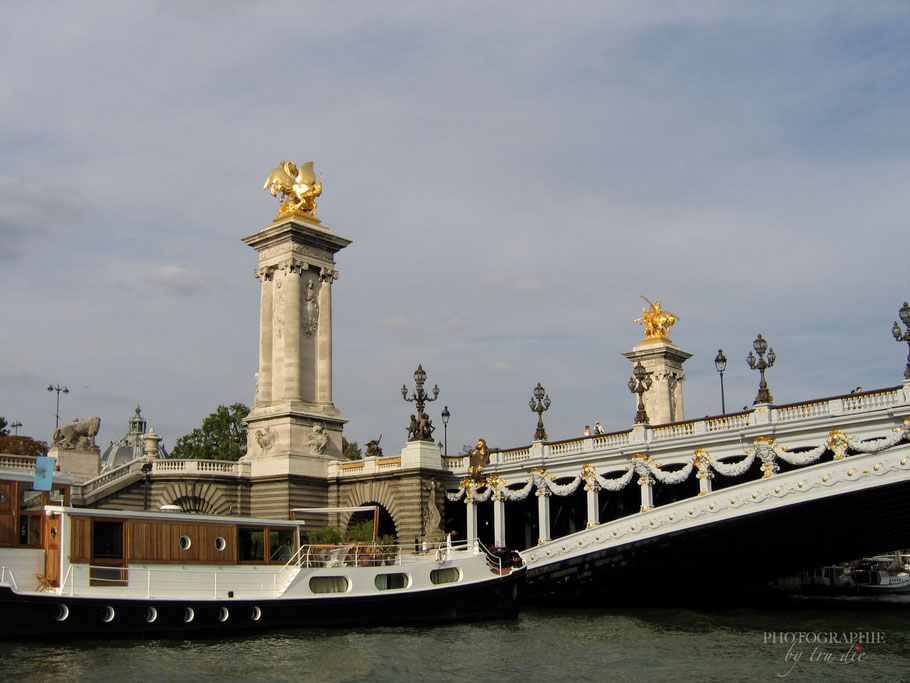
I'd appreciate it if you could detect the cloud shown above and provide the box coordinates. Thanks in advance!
[380,316,469,334]
[0,176,87,262]
[143,266,213,298]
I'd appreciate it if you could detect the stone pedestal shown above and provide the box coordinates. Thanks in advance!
[622,339,692,426]
[50,446,99,483]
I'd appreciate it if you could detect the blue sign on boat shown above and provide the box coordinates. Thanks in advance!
[34,456,56,491]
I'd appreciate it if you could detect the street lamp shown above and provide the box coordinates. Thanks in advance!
[746,334,776,404]
[46,383,69,429]
[441,406,450,456]
[891,301,910,379]
[10,420,22,436]
[714,349,727,414]
[141,461,153,511]
[401,364,440,441]
[529,382,551,441]
[628,362,652,424]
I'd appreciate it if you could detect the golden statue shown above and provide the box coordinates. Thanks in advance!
[263,161,323,217]
[468,439,490,482]
[634,296,679,341]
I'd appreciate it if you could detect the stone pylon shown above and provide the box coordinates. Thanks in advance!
[622,339,692,426]
[241,211,351,517]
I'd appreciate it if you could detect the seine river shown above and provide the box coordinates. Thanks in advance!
[2,599,909,682]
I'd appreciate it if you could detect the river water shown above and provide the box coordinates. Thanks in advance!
[2,599,909,682]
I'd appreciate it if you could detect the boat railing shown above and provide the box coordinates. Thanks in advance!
[59,562,285,599]
[0,566,19,590]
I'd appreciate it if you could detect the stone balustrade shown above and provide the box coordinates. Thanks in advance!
[442,384,909,479]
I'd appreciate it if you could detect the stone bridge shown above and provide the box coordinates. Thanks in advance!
[440,384,910,598]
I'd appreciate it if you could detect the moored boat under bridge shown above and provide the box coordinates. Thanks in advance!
[442,384,910,601]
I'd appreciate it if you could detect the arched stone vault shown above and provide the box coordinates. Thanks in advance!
[157,480,233,516]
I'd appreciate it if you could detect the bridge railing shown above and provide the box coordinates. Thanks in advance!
[442,384,908,475]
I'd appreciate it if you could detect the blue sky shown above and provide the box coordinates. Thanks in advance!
[2,2,909,454]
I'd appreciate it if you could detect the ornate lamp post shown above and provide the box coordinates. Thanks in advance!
[441,406,450,456]
[714,349,727,414]
[10,420,22,436]
[141,461,153,511]
[401,364,439,441]
[46,383,69,429]
[891,301,910,379]
[628,362,652,424]
[529,382,551,441]
[746,334,776,404]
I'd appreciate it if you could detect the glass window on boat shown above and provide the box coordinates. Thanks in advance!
[269,528,295,563]
[238,527,265,562]
[19,487,43,511]
[309,576,350,594]
[93,521,124,559]
[375,573,409,590]
[430,567,461,585]
[18,515,42,546]
[48,487,66,505]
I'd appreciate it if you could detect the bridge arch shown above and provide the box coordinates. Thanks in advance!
[336,480,403,539]
[156,481,233,515]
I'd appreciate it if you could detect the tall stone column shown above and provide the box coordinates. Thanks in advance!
[586,487,599,529]
[537,490,551,544]
[493,498,505,547]
[316,269,335,406]
[255,266,274,406]
[466,500,478,543]
[242,212,351,518]
[622,339,692,425]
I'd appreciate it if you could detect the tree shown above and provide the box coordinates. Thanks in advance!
[171,403,250,461]
[0,435,48,456]
[0,417,8,437]
[342,437,362,461]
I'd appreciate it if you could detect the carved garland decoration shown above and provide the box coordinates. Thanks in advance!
[445,419,910,503]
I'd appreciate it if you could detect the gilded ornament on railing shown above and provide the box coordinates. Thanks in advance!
[468,439,490,482]
[691,448,712,484]
[263,161,323,218]
[826,430,850,460]
[634,296,679,341]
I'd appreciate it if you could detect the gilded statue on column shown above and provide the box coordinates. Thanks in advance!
[634,295,679,341]
[263,161,323,217]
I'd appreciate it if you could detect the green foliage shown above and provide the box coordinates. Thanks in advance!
[342,437,362,461]
[305,520,387,545]
[306,526,343,544]
[171,403,250,461]
[346,519,374,543]
[0,435,48,456]
[0,417,8,437]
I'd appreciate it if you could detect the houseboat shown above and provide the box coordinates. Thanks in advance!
[0,473,524,638]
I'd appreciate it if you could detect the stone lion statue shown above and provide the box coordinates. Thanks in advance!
[52,416,101,450]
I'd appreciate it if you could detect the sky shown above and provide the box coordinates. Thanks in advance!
[2,2,909,457]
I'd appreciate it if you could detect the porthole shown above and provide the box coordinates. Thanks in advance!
[179,535,192,551]
[101,606,115,623]
[250,606,262,621]
[218,607,230,622]
[309,576,350,594]
[54,604,69,621]
[214,537,226,552]
[183,607,195,623]
[375,573,409,591]
[145,607,157,623]
[50,527,57,538]
[430,567,461,585]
